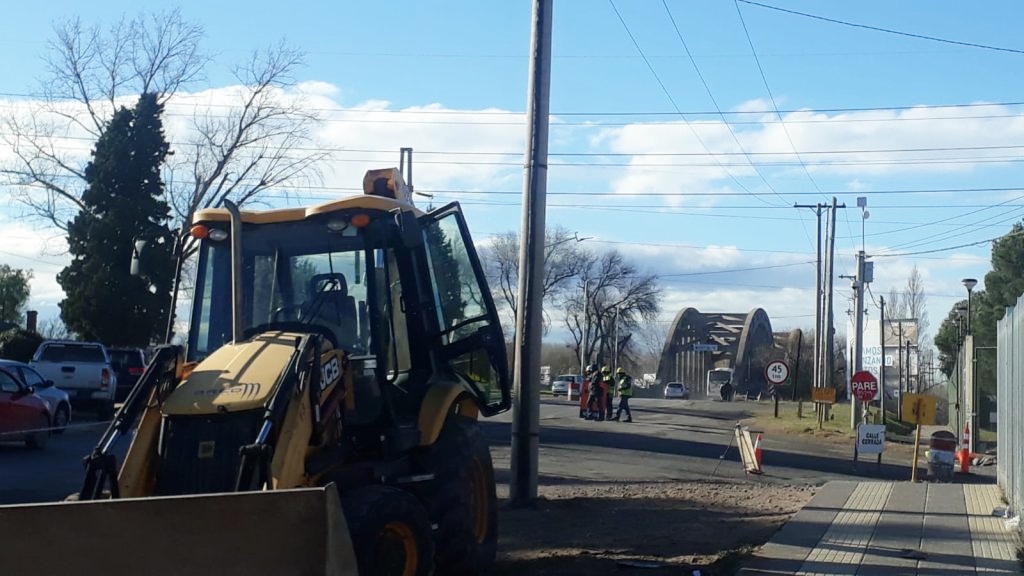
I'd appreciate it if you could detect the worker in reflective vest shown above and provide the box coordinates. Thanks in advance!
[586,365,609,421]
[612,367,633,422]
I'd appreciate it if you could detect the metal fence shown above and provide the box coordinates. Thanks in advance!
[997,298,1024,518]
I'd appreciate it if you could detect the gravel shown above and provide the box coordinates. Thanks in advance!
[495,479,816,575]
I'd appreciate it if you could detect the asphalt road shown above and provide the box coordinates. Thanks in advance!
[485,397,925,495]
[0,396,954,506]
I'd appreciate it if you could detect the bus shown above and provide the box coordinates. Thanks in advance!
[706,367,734,398]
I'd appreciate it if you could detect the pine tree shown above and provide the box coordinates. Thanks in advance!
[58,93,173,346]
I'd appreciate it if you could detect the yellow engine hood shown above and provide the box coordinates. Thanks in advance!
[163,332,303,416]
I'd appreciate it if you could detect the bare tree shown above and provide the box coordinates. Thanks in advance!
[482,225,591,329]
[1,11,206,229]
[2,15,326,337]
[38,317,71,340]
[887,286,907,319]
[904,264,929,340]
[564,250,660,368]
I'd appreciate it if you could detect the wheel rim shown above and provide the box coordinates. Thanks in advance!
[469,457,490,543]
[55,408,68,428]
[375,521,418,576]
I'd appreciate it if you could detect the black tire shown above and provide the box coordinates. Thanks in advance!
[25,415,50,450]
[342,486,434,576]
[415,416,498,576]
[53,403,70,434]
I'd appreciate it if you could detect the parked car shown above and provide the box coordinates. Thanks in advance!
[108,347,147,403]
[0,365,50,448]
[551,374,582,397]
[664,382,690,400]
[29,340,117,419]
[0,359,71,434]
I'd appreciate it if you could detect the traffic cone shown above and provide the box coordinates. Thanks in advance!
[957,423,971,474]
[754,434,764,472]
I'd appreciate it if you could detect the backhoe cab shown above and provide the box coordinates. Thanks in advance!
[1,151,511,576]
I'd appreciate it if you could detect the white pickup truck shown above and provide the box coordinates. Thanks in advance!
[29,341,117,418]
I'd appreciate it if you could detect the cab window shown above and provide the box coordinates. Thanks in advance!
[422,207,509,413]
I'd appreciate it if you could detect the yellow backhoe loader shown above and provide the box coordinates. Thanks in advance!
[1,149,511,576]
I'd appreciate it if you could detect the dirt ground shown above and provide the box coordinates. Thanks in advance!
[494,480,816,575]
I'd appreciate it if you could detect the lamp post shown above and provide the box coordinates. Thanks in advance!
[580,278,589,375]
[962,278,977,334]
[962,278,977,451]
[954,305,967,434]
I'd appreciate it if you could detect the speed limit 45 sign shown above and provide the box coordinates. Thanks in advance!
[765,360,790,385]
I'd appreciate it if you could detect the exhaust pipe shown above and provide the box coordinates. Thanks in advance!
[223,200,245,344]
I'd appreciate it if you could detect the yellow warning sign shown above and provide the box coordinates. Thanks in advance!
[901,393,937,426]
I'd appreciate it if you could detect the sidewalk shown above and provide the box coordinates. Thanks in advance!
[740,481,1021,575]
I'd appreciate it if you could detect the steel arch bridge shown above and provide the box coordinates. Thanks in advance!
[655,307,800,397]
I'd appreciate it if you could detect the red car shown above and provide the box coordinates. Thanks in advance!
[0,366,50,449]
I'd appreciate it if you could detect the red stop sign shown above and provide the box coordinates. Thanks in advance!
[851,370,879,402]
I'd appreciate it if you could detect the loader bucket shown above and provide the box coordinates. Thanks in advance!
[1,485,358,576]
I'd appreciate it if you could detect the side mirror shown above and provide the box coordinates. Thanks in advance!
[26,385,35,395]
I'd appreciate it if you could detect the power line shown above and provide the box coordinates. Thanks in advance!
[8,130,1024,159]
[606,0,780,207]
[660,0,791,210]
[872,230,1024,258]
[737,0,1024,56]
[3,89,1024,117]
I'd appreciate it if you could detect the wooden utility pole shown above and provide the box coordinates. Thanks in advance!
[794,203,828,399]
[823,198,845,421]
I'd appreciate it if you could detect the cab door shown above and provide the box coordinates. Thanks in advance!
[420,203,511,415]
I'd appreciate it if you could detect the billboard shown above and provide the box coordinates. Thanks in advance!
[847,318,919,392]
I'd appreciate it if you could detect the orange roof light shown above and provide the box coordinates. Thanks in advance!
[350,213,371,228]
[190,224,209,239]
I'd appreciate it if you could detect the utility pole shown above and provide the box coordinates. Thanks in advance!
[879,295,886,426]
[849,249,868,428]
[897,321,904,421]
[510,0,552,507]
[823,198,845,422]
[795,203,828,399]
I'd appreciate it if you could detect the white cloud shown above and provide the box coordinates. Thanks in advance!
[0,89,1013,349]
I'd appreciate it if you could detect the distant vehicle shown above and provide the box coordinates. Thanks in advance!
[664,382,689,399]
[707,367,734,399]
[551,374,582,398]
[0,360,71,434]
[551,380,569,396]
[29,341,117,419]
[108,347,147,403]
[0,365,50,448]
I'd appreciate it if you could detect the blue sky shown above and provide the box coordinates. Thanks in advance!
[3,0,1024,348]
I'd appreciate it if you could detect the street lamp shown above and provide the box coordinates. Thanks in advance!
[962,278,977,334]
[953,306,967,433]
[961,278,978,452]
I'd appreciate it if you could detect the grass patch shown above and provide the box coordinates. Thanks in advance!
[883,413,915,437]
[742,400,856,439]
